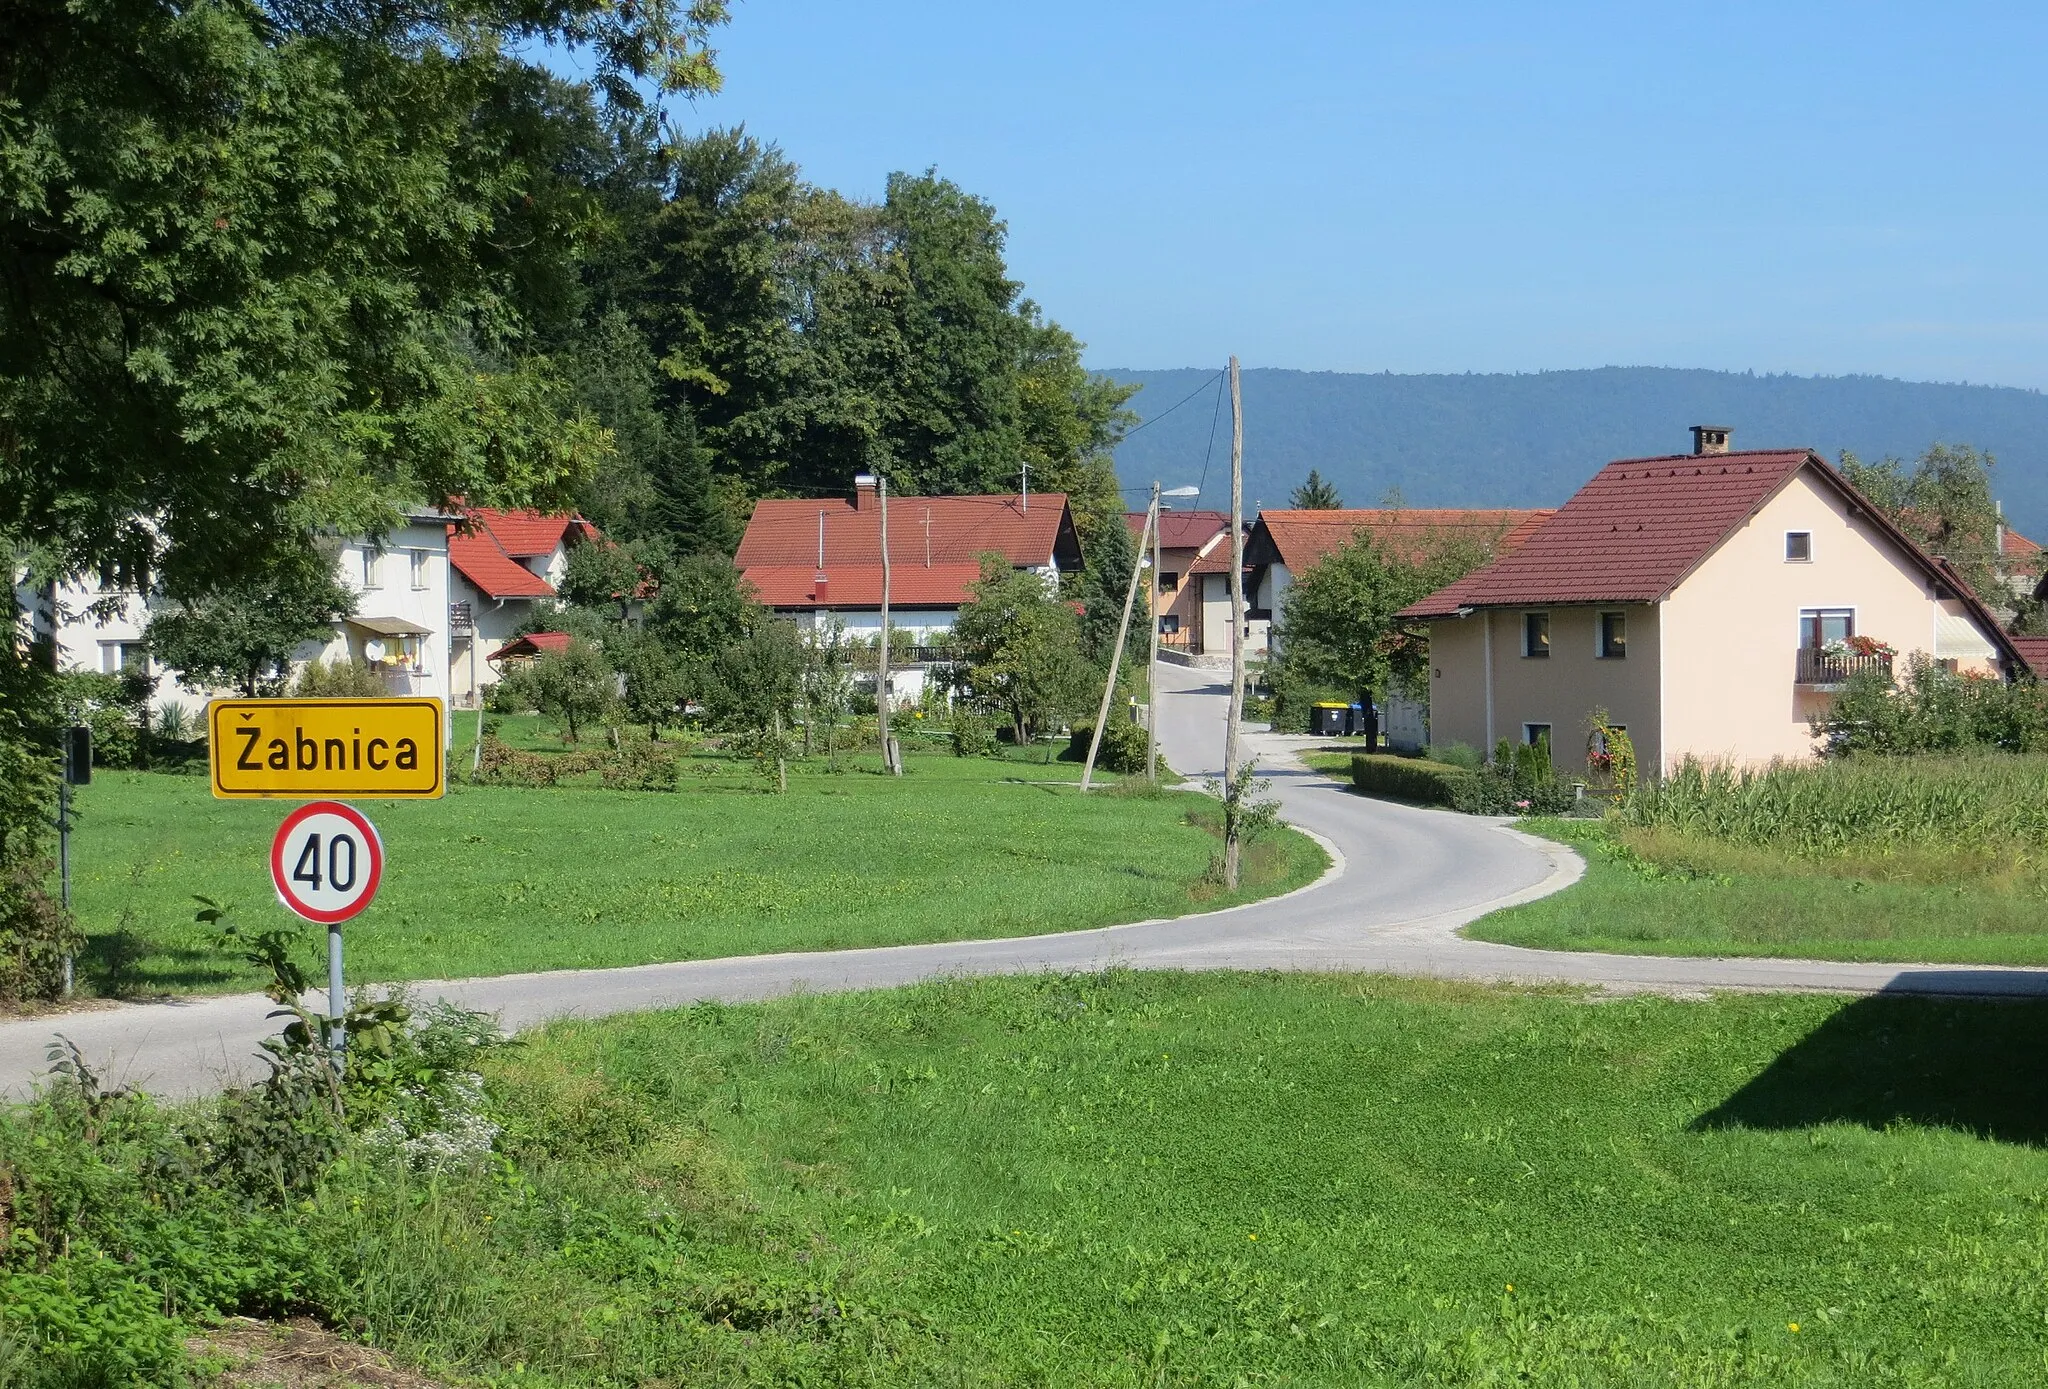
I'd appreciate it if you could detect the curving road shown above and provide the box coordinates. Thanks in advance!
[6,662,2046,1098]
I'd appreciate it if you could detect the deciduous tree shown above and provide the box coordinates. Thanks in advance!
[146,548,356,696]
[952,556,1095,745]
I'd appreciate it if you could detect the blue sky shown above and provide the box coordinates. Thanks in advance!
[589,1,2048,389]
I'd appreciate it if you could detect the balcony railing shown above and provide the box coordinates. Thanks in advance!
[1796,647,1892,689]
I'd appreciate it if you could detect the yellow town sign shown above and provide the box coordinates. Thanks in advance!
[209,698,445,799]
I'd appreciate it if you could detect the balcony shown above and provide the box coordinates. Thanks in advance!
[1795,646,1892,691]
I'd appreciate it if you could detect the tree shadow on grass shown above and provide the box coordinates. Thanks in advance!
[1694,987,2048,1147]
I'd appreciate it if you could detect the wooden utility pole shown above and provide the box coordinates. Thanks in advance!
[877,474,899,775]
[1145,480,1163,783]
[1080,497,1154,792]
[1223,357,1246,888]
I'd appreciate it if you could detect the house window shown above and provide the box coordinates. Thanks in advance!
[1522,723,1552,749]
[1598,611,1627,659]
[1591,724,1627,756]
[1522,612,1550,658]
[100,642,145,675]
[1159,571,1181,591]
[410,550,432,590]
[1785,531,1812,562]
[1158,614,1181,635]
[1800,608,1854,648]
[360,551,381,590]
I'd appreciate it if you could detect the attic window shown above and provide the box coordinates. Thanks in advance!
[1786,531,1812,562]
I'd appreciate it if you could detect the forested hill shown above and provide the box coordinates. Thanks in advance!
[1104,367,2048,539]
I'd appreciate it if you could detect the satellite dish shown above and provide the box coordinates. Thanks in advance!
[362,638,387,663]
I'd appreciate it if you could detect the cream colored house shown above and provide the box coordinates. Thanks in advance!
[19,513,459,718]
[1398,429,2029,773]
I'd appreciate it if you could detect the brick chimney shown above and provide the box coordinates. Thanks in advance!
[1690,425,1732,456]
[854,474,878,511]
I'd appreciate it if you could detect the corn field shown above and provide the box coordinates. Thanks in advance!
[1623,755,2048,857]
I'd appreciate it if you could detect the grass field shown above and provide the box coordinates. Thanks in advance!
[64,751,1324,997]
[1467,818,2048,964]
[328,972,2048,1385]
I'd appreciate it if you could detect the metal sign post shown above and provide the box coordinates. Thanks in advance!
[58,726,90,996]
[270,801,386,1067]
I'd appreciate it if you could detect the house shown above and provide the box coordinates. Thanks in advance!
[446,509,606,707]
[1397,427,2029,774]
[19,511,461,718]
[736,475,1084,706]
[1124,509,1232,651]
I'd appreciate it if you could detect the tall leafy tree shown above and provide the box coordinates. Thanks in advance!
[1290,470,1345,509]
[952,556,1095,744]
[1839,445,2014,612]
[146,548,357,696]
[1,0,728,598]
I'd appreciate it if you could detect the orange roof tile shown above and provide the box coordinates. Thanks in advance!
[2003,528,2042,558]
[449,528,555,599]
[488,631,575,661]
[743,563,988,609]
[738,493,1080,572]
[466,508,597,557]
[1248,508,1554,574]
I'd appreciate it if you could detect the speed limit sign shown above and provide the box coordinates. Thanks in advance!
[270,801,384,924]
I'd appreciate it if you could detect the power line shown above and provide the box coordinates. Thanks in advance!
[1116,369,1226,442]
[1192,369,1227,509]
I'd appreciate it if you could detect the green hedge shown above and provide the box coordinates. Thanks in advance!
[1350,755,1472,807]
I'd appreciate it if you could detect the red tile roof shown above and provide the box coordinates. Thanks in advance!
[741,563,988,609]
[449,528,556,599]
[1248,508,1554,574]
[466,509,597,557]
[2010,636,2048,677]
[1400,450,1820,614]
[2003,528,2042,559]
[488,631,574,662]
[1126,509,1232,551]
[1397,449,2030,676]
[739,493,1080,573]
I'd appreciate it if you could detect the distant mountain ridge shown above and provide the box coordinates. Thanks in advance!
[1103,367,2048,540]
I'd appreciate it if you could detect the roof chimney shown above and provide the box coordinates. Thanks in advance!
[853,474,878,511]
[1690,425,1732,456]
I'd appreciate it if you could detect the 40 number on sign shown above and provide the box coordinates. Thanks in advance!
[270,802,385,924]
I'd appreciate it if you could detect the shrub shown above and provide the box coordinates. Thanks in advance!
[469,736,559,787]
[1817,654,2048,756]
[949,710,1000,758]
[292,657,388,698]
[1066,718,1166,777]
[0,858,82,1004]
[600,740,684,791]
[1350,755,1472,807]
[54,670,146,769]
[1431,741,1484,770]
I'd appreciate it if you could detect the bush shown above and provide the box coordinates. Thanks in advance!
[1350,754,1472,807]
[1352,741,1580,816]
[1431,741,1483,770]
[1065,718,1166,777]
[55,670,147,769]
[949,710,1000,758]
[292,658,389,698]
[468,736,560,787]
[1818,655,2048,756]
[599,740,684,791]
[0,857,82,1004]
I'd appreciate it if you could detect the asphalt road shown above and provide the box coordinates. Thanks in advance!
[8,662,2045,1098]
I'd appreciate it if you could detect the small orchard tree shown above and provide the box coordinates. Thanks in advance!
[647,551,757,705]
[704,618,805,790]
[613,630,686,739]
[558,539,646,621]
[522,638,617,742]
[952,555,1095,745]
[147,547,355,696]
[800,619,856,759]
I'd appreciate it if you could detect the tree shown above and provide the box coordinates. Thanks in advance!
[799,619,856,760]
[1839,445,2008,610]
[558,539,645,620]
[703,616,804,789]
[518,638,616,742]
[1275,529,1497,707]
[646,552,757,701]
[1075,511,1146,672]
[146,548,356,696]
[952,556,1095,745]
[1,0,727,599]
[613,630,686,739]
[1291,470,1344,509]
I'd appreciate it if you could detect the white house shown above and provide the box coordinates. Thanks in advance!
[446,509,603,708]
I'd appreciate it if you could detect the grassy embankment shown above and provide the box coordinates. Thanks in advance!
[78,972,2048,1386]
[64,735,1324,997]
[1459,754,2048,964]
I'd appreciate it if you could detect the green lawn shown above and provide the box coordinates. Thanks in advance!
[337,973,2048,1385]
[1469,819,2048,966]
[65,752,1324,997]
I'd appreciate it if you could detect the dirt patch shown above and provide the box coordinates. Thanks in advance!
[190,1317,447,1388]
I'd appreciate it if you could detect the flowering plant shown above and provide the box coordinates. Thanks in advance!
[1845,634,1896,659]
